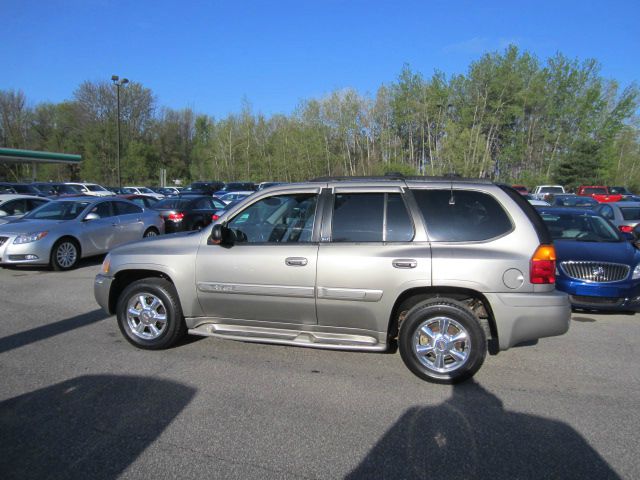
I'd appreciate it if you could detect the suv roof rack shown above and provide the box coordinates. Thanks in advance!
[309,174,493,184]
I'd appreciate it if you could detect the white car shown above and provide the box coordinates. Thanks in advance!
[121,186,164,200]
[65,182,114,197]
[531,185,565,201]
[0,194,51,225]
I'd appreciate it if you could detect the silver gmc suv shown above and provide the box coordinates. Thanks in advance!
[94,176,571,383]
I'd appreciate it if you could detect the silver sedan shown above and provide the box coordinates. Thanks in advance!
[0,196,164,270]
[595,201,640,234]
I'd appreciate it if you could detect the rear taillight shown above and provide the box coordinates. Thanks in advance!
[619,225,634,233]
[530,244,556,284]
[168,212,184,221]
[211,214,220,221]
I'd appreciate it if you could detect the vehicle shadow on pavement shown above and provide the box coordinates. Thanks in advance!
[0,375,196,480]
[0,309,109,354]
[346,380,620,480]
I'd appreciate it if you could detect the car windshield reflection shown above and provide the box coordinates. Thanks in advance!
[23,201,91,221]
[541,212,621,242]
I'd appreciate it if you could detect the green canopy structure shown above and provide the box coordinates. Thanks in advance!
[0,147,82,180]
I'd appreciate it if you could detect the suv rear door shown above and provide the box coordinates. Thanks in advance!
[195,188,321,325]
[315,186,431,334]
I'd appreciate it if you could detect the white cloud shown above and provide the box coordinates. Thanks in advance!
[443,37,520,54]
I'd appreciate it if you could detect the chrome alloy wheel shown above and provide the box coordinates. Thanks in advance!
[56,242,78,268]
[413,316,470,374]
[144,229,158,237]
[126,293,168,340]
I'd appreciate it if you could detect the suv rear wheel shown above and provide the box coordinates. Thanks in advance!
[116,278,186,349]
[399,298,486,384]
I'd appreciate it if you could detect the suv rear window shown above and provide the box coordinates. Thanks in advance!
[412,189,512,241]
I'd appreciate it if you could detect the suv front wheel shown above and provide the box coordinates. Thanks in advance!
[399,298,486,384]
[116,278,186,349]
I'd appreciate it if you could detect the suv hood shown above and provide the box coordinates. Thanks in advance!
[110,230,203,257]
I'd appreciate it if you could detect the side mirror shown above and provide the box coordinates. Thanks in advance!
[84,212,100,221]
[0,210,7,217]
[209,224,235,247]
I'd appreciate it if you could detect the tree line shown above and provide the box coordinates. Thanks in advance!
[1,45,638,189]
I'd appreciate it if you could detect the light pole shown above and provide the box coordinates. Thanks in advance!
[111,75,129,187]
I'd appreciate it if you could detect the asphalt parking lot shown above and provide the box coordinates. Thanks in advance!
[0,259,638,479]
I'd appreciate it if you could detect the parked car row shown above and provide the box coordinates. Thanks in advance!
[6,175,640,384]
[537,206,640,312]
[5,178,640,320]
[0,196,163,270]
[0,189,238,269]
[518,184,635,202]
[0,180,287,201]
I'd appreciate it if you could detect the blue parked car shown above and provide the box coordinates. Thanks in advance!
[538,207,640,311]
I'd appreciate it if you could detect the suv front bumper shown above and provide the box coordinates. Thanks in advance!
[485,290,571,350]
[94,274,114,314]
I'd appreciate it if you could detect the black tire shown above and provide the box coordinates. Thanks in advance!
[50,238,80,271]
[399,298,486,384]
[143,227,159,238]
[116,278,186,350]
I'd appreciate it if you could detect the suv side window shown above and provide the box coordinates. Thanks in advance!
[227,193,318,243]
[331,192,414,242]
[386,193,414,241]
[412,189,512,241]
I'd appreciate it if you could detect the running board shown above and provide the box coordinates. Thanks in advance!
[188,323,387,352]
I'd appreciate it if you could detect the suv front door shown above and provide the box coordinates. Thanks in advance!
[195,189,321,325]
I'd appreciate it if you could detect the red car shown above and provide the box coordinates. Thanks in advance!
[512,185,529,195]
[576,186,622,203]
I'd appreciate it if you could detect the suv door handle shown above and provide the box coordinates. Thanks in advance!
[392,259,417,269]
[285,257,308,267]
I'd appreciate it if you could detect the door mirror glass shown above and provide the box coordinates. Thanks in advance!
[209,224,236,247]
[84,212,100,221]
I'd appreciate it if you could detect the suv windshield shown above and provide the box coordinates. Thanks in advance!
[24,201,90,220]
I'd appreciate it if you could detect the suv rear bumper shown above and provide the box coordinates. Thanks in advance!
[485,290,571,350]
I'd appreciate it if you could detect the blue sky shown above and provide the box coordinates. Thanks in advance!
[1,0,638,118]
